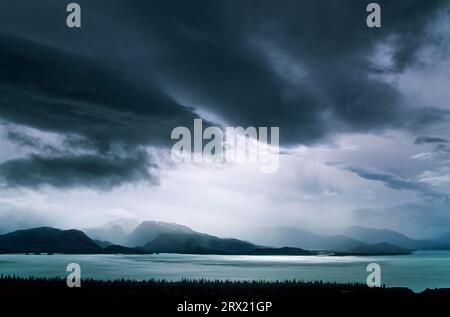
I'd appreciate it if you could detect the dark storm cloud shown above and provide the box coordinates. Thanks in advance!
[341,165,445,198]
[0,0,448,188]
[346,166,421,191]
[103,0,446,144]
[0,153,157,189]
[2,0,447,143]
[0,33,201,188]
[415,136,449,144]
[0,33,198,150]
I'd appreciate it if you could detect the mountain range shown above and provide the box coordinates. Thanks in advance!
[236,225,450,251]
[83,219,139,245]
[1,219,448,255]
[0,222,315,255]
[332,226,442,250]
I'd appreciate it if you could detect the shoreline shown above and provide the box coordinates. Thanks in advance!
[0,250,414,256]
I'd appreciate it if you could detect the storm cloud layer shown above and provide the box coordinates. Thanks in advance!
[0,0,449,189]
[1,0,450,237]
[0,32,200,187]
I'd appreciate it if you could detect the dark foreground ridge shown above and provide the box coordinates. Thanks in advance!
[1,276,449,313]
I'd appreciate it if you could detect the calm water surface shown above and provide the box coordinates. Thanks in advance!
[1,250,449,292]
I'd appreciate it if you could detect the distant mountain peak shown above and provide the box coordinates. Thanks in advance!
[126,220,195,247]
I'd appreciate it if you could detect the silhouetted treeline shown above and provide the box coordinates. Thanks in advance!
[1,276,449,314]
[0,275,447,297]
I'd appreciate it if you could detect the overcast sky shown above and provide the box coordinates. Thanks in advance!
[1,0,450,238]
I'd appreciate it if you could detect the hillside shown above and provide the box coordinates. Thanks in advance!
[238,226,365,251]
[334,226,440,250]
[142,232,256,254]
[132,223,315,255]
[334,242,412,255]
[0,227,102,254]
[126,221,195,247]
[83,218,140,245]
